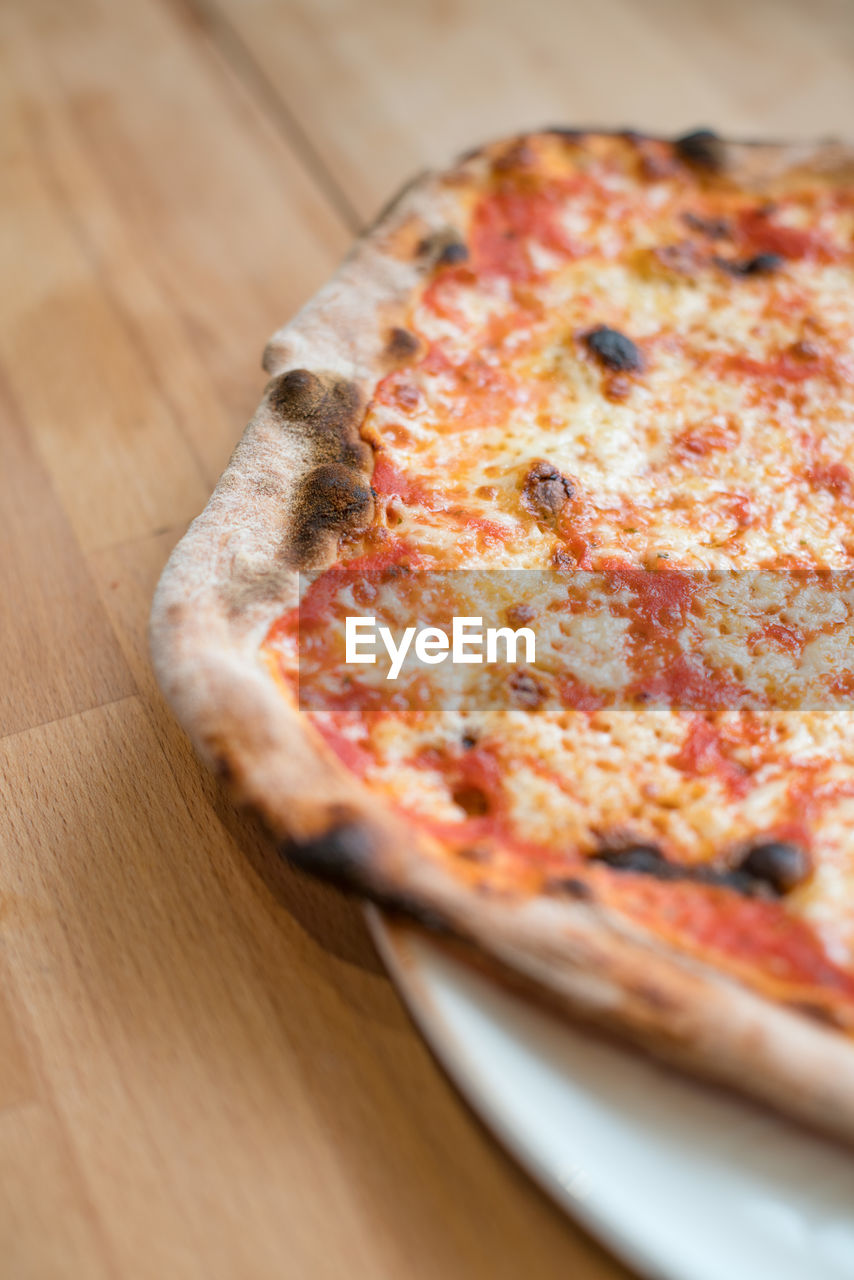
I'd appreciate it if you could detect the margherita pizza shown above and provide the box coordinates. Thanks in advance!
[151,129,854,1140]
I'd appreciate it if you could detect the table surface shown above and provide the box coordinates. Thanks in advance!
[2,1,853,1276]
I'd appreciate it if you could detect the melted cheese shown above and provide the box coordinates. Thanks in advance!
[266,134,854,989]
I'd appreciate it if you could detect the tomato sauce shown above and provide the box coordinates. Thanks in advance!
[471,178,584,280]
[595,872,854,1005]
[737,207,842,264]
[671,717,750,796]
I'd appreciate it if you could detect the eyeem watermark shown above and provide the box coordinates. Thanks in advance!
[286,569,854,712]
[345,615,537,680]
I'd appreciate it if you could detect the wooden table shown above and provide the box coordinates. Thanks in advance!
[2,1,852,1275]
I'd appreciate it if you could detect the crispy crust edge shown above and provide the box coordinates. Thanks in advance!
[149,130,854,1144]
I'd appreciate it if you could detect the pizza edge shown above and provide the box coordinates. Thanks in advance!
[149,130,854,1143]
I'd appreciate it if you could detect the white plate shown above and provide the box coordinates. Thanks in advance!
[368,909,854,1280]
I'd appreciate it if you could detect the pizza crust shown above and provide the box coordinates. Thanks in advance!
[150,130,854,1144]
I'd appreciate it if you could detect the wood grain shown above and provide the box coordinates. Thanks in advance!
[2,0,851,1275]
[0,371,135,738]
[190,0,854,224]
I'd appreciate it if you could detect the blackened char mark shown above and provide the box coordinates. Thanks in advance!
[416,229,469,266]
[436,240,469,266]
[717,253,783,277]
[385,326,421,362]
[674,129,726,172]
[281,822,454,934]
[592,842,806,898]
[682,211,732,239]
[283,819,376,886]
[738,842,810,894]
[583,326,643,373]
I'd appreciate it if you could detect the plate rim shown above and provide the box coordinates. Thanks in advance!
[366,905,675,1280]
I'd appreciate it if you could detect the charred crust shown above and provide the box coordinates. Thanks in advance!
[282,823,454,935]
[267,370,368,466]
[789,1000,844,1029]
[456,139,493,164]
[212,753,234,784]
[674,128,726,172]
[282,816,377,889]
[268,368,326,416]
[339,438,374,471]
[372,893,457,937]
[292,463,374,552]
[544,126,588,141]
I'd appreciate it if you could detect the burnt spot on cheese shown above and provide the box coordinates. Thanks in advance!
[552,543,579,571]
[681,211,732,239]
[583,326,643,373]
[521,459,575,518]
[736,841,810,895]
[789,339,821,362]
[716,252,783,278]
[674,128,726,172]
[452,784,490,817]
[508,669,545,710]
[417,229,469,267]
[651,242,704,277]
[461,733,479,751]
[436,239,469,266]
[594,845,670,875]
[385,326,422,364]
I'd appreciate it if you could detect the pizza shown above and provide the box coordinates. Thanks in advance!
[151,129,854,1141]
